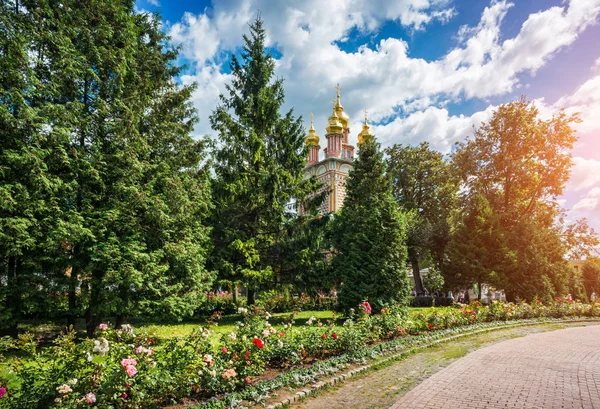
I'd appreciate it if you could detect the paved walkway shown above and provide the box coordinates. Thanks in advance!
[391,325,600,409]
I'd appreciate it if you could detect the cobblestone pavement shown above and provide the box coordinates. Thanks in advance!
[290,324,584,409]
[391,325,600,409]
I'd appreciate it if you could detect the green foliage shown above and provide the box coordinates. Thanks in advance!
[582,258,600,297]
[449,97,583,300]
[386,142,459,293]
[0,0,213,335]
[209,17,322,302]
[422,267,445,293]
[331,137,410,311]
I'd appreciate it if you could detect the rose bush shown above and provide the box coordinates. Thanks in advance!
[0,298,598,408]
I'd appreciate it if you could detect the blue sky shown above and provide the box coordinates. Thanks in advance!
[139,0,600,232]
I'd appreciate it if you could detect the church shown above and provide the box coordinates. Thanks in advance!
[304,85,374,214]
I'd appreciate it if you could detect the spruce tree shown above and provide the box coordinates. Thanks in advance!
[210,17,309,304]
[0,0,80,335]
[331,135,410,312]
[1,0,214,336]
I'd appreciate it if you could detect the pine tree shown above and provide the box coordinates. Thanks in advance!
[331,136,410,312]
[210,16,309,304]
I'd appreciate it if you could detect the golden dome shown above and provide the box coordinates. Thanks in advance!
[326,106,343,135]
[357,109,374,145]
[334,83,350,128]
[305,113,320,146]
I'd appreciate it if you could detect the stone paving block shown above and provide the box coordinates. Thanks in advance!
[390,326,600,409]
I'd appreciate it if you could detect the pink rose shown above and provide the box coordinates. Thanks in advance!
[83,392,96,404]
[0,387,6,399]
[121,393,128,399]
[245,377,252,384]
[121,358,137,368]
[221,347,228,353]
[99,323,108,330]
[125,365,137,377]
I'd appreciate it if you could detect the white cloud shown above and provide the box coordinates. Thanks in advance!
[168,0,600,144]
[372,104,497,152]
[568,157,600,191]
[555,74,600,134]
[147,0,159,6]
[573,187,600,211]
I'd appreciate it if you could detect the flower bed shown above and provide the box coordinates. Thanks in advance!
[0,299,598,409]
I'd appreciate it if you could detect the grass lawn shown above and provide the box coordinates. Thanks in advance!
[136,308,430,342]
[136,310,339,344]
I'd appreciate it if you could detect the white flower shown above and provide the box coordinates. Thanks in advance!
[265,312,272,319]
[86,352,93,362]
[57,384,73,394]
[93,338,109,357]
[307,316,316,325]
[283,324,289,329]
[242,335,247,341]
[120,324,134,336]
[68,378,78,385]
[228,332,237,341]
[237,307,248,314]
[277,340,284,348]
[262,329,270,338]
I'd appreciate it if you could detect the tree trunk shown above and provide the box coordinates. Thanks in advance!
[67,265,78,328]
[85,270,103,338]
[115,315,125,329]
[3,256,19,338]
[232,283,238,304]
[247,288,255,305]
[408,249,423,293]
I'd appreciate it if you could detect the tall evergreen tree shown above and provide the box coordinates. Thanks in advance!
[1,0,214,336]
[209,17,311,304]
[0,0,82,335]
[331,133,410,312]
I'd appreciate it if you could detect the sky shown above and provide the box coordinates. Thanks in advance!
[138,0,600,234]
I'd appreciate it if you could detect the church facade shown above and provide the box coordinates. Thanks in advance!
[303,85,373,214]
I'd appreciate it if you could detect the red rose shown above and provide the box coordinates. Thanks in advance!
[245,377,251,384]
[279,332,284,337]
[221,347,228,353]
[321,333,327,339]
[428,323,433,330]
[331,333,338,340]
[121,393,128,399]
[122,382,130,388]
[252,338,265,349]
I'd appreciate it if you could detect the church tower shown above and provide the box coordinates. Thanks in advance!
[303,84,355,214]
